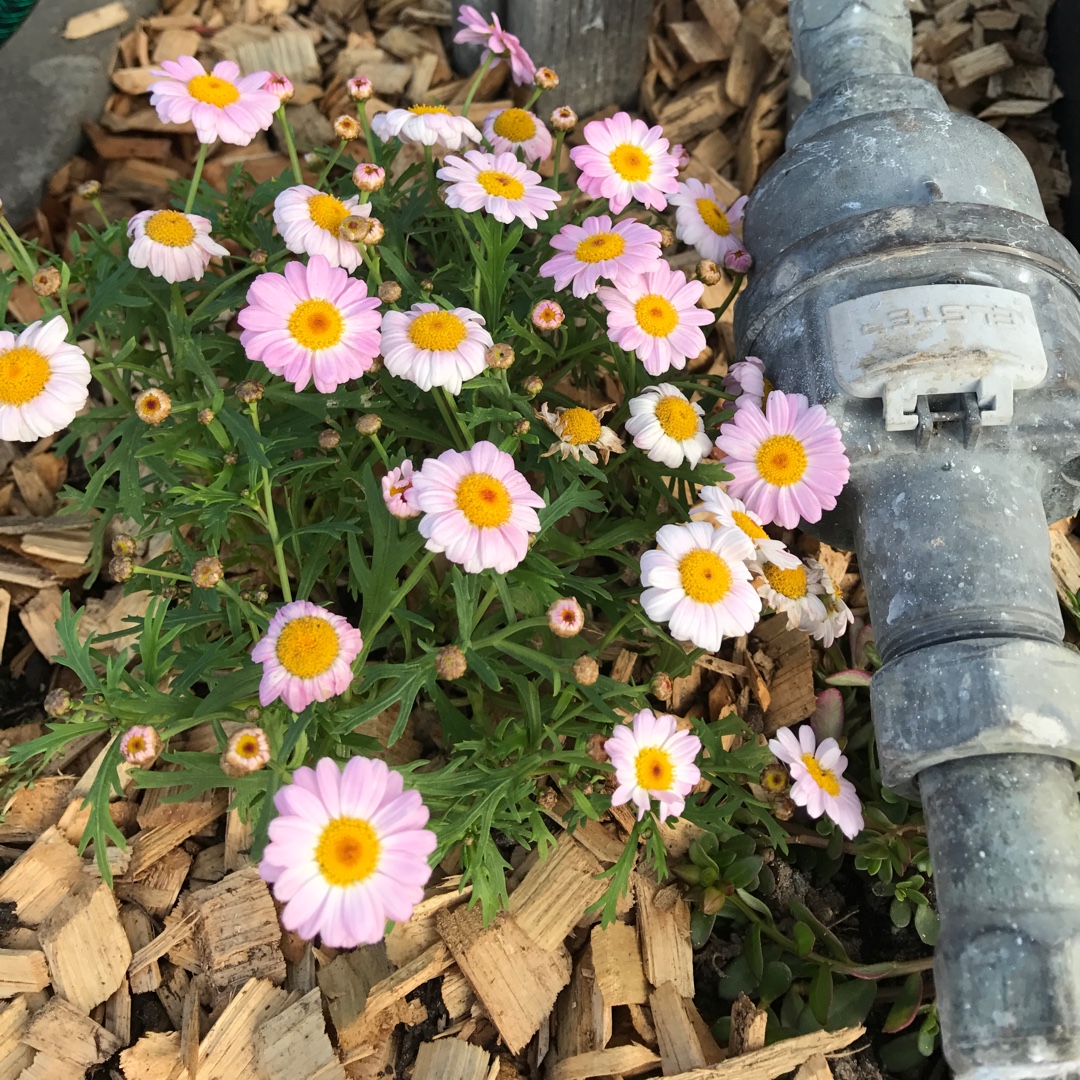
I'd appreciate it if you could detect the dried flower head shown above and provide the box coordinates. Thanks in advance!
[250,248,268,265]
[772,794,796,821]
[760,761,790,794]
[224,451,238,466]
[318,428,340,449]
[134,388,172,425]
[573,655,599,686]
[109,555,134,582]
[32,267,61,297]
[436,644,468,681]
[652,671,673,702]
[334,114,362,141]
[531,300,564,330]
[197,408,215,425]
[44,688,72,717]
[657,224,677,249]
[120,724,161,765]
[522,374,543,397]
[485,343,515,370]
[513,418,530,436]
[263,72,294,103]
[547,597,584,638]
[112,533,136,557]
[355,413,382,436]
[338,215,373,244]
[378,281,402,304]
[538,402,625,465]
[697,259,722,286]
[534,66,559,90]
[76,179,101,200]
[363,218,385,245]
[347,75,374,101]
[550,106,577,132]
[244,705,261,722]
[221,726,271,776]
[353,163,385,192]
[235,380,264,404]
[191,556,224,589]
[586,732,609,763]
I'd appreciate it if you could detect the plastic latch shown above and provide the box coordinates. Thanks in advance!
[825,283,1047,431]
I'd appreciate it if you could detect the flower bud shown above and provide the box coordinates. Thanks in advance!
[701,885,727,915]
[244,705,261,722]
[572,655,599,686]
[531,299,564,331]
[191,556,224,589]
[198,408,215,425]
[362,218,385,245]
[235,380,264,404]
[436,644,468,681]
[339,215,373,243]
[224,451,238,466]
[353,163,385,192]
[585,731,608,763]
[652,671,673,702]
[109,555,134,582]
[420,278,434,291]
[221,726,271,777]
[760,761,790,794]
[334,114,362,141]
[537,786,558,810]
[304,151,321,169]
[32,267,61,297]
[120,724,161,766]
[348,75,374,101]
[485,343,514,370]
[76,179,101,200]
[263,72,294,103]
[250,248,268,266]
[657,225,676,249]
[522,374,543,397]
[772,795,796,821]
[355,413,382,436]
[724,247,753,274]
[377,280,402,304]
[134,388,172,425]
[550,106,577,132]
[513,418,530,436]
[697,259,721,286]
[112,533,136,557]
[547,597,584,638]
[44,688,72,717]
[671,143,691,169]
[253,584,269,605]
[534,66,559,90]
[318,428,340,449]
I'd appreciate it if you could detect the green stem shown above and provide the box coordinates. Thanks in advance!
[471,616,550,650]
[423,144,440,198]
[523,86,543,110]
[248,402,293,603]
[369,432,391,471]
[551,130,566,194]
[190,262,261,324]
[90,197,110,230]
[439,387,474,448]
[461,53,495,119]
[132,566,189,582]
[184,143,209,214]
[358,244,382,286]
[432,385,468,451]
[276,105,303,185]
[217,579,263,644]
[317,140,348,190]
[0,217,38,285]
[357,100,379,169]
[712,273,744,320]
[358,551,436,664]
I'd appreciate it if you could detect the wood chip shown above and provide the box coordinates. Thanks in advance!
[668,21,733,63]
[0,778,76,844]
[63,2,130,39]
[235,29,322,82]
[24,994,124,1070]
[119,1030,186,1080]
[726,0,772,106]
[19,586,63,663]
[0,996,37,1080]
[950,42,1014,87]
[198,977,288,1080]
[634,873,694,998]
[253,986,344,1080]
[0,949,50,997]
[125,789,227,878]
[0,829,83,927]
[590,921,647,1005]
[663,1027,864,1080]
[413,1039,491,1080]
[385,876,470,967]
[1049,528,1080,605]
[794,1054,834,1080]
[551,1043,662,1080]
[116,848,192,919]
[729,992,768,1055]
[752,615,816,733]
[652,979,709,1072]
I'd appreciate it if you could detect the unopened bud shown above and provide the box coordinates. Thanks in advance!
[534,66,559,90]
[250,248,268,265]
[112,533,136,557]
[134,388,172,425]
[191,556,224,589]
[362,218,385,245]
[537,786,558,810]
[44,688,72,717]
[572,655,599,686]
[339,215,372,243]
[547,597,584,638]
[760,761,790,794]
[198,408,215,425]
[522,374,543,397]
[109,555,133,582]
[120,724,161,766]
[263,72,294,103]
[531,299,564,331]
[586,732,609,763]
[76,179,101,200]
[353,163,385,192]
[318,428,340,449]
[697,259,721,286]
[724,247,753,274]
[221,726,271,776]
[32,267,61,297]
[355,413,382,436]
[235,380,264,404]
[348,75,374,101]
[671,143,691,169]
[652,671,673,702]
[244,705,262,722]
[513,418,530,436]
[436,644,468,681]
[334,114,362,141]
[485,343,514,370]
[772,795,796,821]
[420,278,434,291]
[701,885,727,915]
[550,106,577,132]
[224,451,238,466]
[657,225,676,249]
[377,280,402,304]
[303,151,320,169]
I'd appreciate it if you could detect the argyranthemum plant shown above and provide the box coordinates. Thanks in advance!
[0,3,879,974]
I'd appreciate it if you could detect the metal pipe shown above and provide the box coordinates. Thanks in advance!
[735,0,1080,1074]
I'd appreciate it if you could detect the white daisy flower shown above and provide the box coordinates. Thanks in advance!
[755,557,828,630]
[624,383,712,469]
[0,318,91,442]
[697,485,801,570]
[802,566,855,647]
[370,105,481,150]
[640,521,760,652]
[668,177,748,264]
[381,303,493,395]
[127,210,229,283]
[769,725,864,838]
[272,185,371,272]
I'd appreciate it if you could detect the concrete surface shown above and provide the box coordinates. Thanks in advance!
[0,0,158,228]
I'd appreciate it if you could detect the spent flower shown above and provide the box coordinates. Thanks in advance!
[538,402,625,465]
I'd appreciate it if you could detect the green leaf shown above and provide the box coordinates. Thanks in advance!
[883,972,924,1033]
[76,736,130,884]
[793,921,816,957]
[808,964,833,1026]
[824,669,873,687]
[789,900,850,962]
[914,902,940,945]
[690,910,716,949]
[890,897,912,929]
[826,977,877,1030]
[746,923,764,980]
[758,961,793,1004]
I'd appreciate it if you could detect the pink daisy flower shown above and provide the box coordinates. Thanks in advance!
[768,725,864,839]
[263,72,294,103]
[604,710,702,821]
[540,214,663,299]
[382,460,420,519]
[640,521,760,652]
[380,303,492,395]
[454,5,536,85]
[597,263,714,377]
[273,185,371,272]
[714,390,851,530]
[238,255,381,394]
[437,151,559,227]
[531,300,564,330]
[127,209,228,283]
[251,600,363,713]
[569,112,679,214]
[411,440,545,574]
[370,106,481,150]
[119,725,162,766]
[482,107,552,163]
[725,247,753,274]
[548,597,585,638]
[0,318,91,443]
[149,56,278,146]
[259,756,437,947]
[669,178,748,264]
[723,356,771,411]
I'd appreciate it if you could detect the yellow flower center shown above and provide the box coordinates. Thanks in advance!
[476,170,526,200]
[136,392,166,420]
[493,107,537,142]
[801,753,841,797]
[456,472,512,528]
[635,746,675,791]
[678,548,732,604]
[609,143,651,182]
[315,817,380,887]
[560,407,602,445]
[696,198,731,236]
[287,299,344,351]
[125,735,146,755]
[755,434,808,486]
[408,104,452,115]
[235,735,262,759]
[408,310,468,352]
[0,346,50,406]
[144,210,196,248]
[275,615,341,679]
[389,482,410,498]
[187,73,240,108]
[732,510,768,540]
[763,561,808,599]
[308,193,351,235]
[654,395,699,441]
[634,294,678,338]
[574,231,625,263]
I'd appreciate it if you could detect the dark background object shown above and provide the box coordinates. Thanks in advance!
[1046,0,1080,246]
